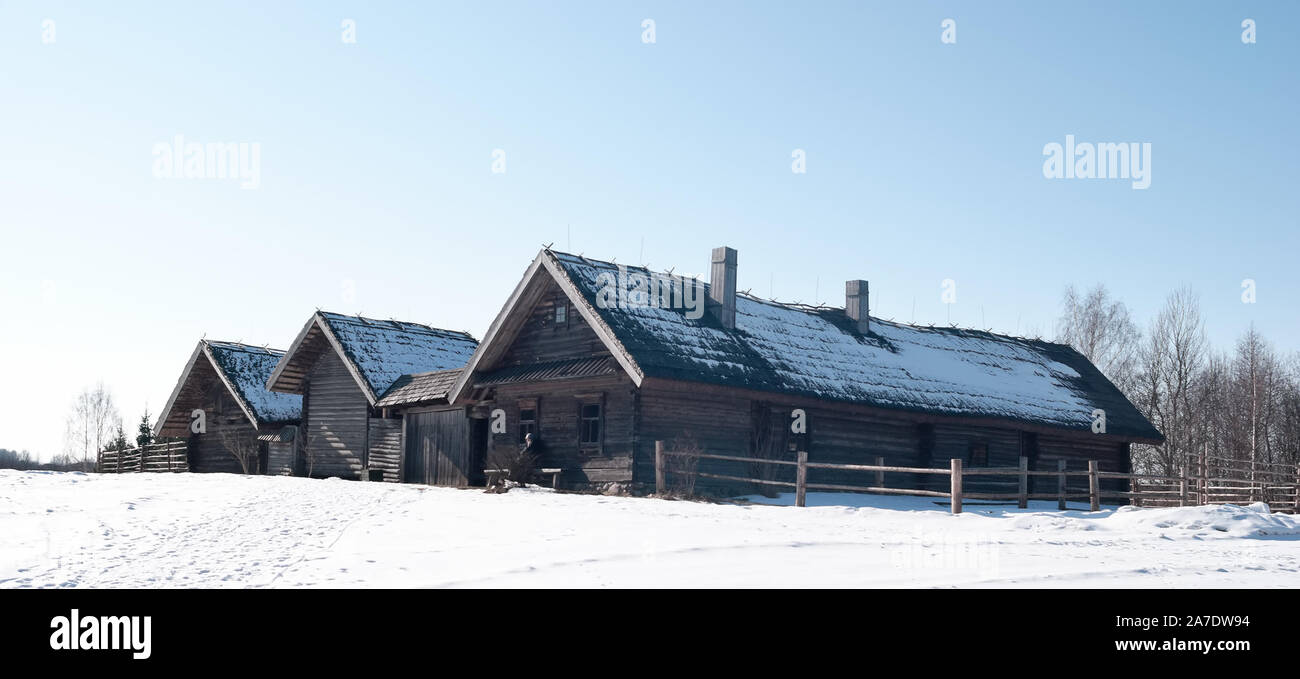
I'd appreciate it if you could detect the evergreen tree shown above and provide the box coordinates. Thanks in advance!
[136,408,154,449]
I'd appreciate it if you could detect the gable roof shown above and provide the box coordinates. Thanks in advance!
[155,340,302,437]
[451,249,1163,442]
[266,311,478,404]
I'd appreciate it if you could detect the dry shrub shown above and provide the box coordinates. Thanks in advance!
[663,434,703,498]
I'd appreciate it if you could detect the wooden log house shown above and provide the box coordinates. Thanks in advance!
[264,312,478,483]
[154,340,303,474]
[446,247,1164,494]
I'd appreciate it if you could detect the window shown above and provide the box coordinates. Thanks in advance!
[519,407,538,444]
[554,304,567,325]
[579,403,602,446]
[968,442,989,467]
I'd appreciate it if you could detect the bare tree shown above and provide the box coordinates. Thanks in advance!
[1055,284,1141,396]
[662,433,703,498]
[219,428,261,475]
[1155,288,1208,475]
[64,383,121,472]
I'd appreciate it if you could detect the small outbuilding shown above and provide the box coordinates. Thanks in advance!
[154,340,303,474]
[265,312,478,482]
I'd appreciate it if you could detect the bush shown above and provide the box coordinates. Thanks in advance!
[486,442,539,491]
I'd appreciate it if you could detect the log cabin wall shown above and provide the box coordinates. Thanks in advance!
[188,381,261,473]
[266,428,297,476]
[366,417,403,482]
[635,379,1133,498]
[501,280,609,364]
[486,375,636,487]
[304,349,369,480]
[634,382,756,493]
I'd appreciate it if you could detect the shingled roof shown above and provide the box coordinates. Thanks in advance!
[451,250,1163,442]
[267,312,478,404]
[375,368,463,407]
[155,340,302,437]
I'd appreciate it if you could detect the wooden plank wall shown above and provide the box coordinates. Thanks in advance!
[487,375,636,487]
[640,387,1134,499]
[190,417,259,473]
[636,384,755,493]
[304,350,369,480]
[266,435,296,476]
[500,282,609,365]
[404,408,471,486]
[367,418,403,482]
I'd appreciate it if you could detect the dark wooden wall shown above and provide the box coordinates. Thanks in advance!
[304,349,368,480]
[189,380,261,474]
[486,375,636,487]
[500,282,608,366]
[266,431,296,477]
[367,418,403,482]
[404,408,473,486]
[637,381,1132,499]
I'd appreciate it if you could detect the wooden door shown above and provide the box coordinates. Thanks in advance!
[405,410,470,486]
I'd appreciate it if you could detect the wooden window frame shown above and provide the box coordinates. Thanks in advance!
[576,394,604,454]
[518,398,539,445]
[967,440,989,467]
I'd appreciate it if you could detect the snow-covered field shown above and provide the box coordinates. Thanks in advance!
[2,469,1298,588]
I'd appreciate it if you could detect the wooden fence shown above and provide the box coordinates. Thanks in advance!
[98,441,189,474]
[653,441,1300,515]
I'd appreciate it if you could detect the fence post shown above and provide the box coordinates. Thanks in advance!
[950,458,962,515]
[1178,457,1188,507]
[1057,459,1066,510]
[1088,460,1100,512]
[1017,456,1028,509]
[654,440,665,495]
[875,455,885,489]
[796,451,807,508]
[1199,448,1208,506]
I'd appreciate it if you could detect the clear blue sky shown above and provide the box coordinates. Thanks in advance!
[1,1,1296,459]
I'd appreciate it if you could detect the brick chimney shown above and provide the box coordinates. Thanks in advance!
[709,246,738,329]
[846,280,869,334]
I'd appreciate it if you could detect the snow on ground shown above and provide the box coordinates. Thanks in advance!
[1,470,1298,588]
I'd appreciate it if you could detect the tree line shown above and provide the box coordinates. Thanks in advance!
[1056,285,1300,479]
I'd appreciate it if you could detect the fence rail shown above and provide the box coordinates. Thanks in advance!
[653,441,1300,515]
[98,441,188,474]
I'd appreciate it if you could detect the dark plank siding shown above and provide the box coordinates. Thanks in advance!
[404,408,471,486]
[367,418,403,482]
[304,350,369,480]
[500,281,608,366]
[267,437,296,476]
[635,384,756,493]
[487,375,636,487]
[189,415,258,474]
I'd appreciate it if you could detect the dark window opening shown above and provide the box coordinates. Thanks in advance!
[519,407,538,444]
[579,403,602,445]
[968,442,989,467]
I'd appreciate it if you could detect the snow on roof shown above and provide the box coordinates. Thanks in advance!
[204,341,303,425]
[549,252,1161,441]
[318,312,478,399]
